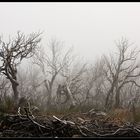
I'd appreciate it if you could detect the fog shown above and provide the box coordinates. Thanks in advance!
[1,2,140,119]
[0,2,140,62]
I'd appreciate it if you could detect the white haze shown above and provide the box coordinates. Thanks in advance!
[0,2,140,62]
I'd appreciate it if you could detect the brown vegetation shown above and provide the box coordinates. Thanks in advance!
[0,33,140,137]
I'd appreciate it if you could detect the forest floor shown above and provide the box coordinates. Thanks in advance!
[0,110,140,138]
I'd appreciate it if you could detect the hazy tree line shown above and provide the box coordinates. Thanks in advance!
[0,31,140,114]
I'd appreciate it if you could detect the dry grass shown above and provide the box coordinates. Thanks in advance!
[105,108,140,126]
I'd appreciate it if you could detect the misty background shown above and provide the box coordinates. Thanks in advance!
[1,2,140,116]
[0,2,140,61]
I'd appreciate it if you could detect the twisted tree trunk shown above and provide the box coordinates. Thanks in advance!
[11,82,19,107]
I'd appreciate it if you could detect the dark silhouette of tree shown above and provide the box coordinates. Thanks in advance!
[103,38,140,109]
[0,31,41,106]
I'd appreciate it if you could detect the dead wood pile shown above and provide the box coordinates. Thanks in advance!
[0,109,140,137]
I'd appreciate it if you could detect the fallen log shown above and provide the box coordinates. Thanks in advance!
[0,111,140,137]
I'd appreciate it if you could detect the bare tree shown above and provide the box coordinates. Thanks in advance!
[0,31,42,106]
[57,60,87,110]
[103,38,140,109]
[33,39,74,109]
[83,59,105,106]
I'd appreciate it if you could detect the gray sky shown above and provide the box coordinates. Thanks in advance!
[0,2,140,62]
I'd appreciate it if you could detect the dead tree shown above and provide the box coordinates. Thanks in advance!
[103,38,140,110]
[33,39,74,109]
[59,61,87,110]
[56,83,77,110]
[0,31,41,106]
[83,59,105,107]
